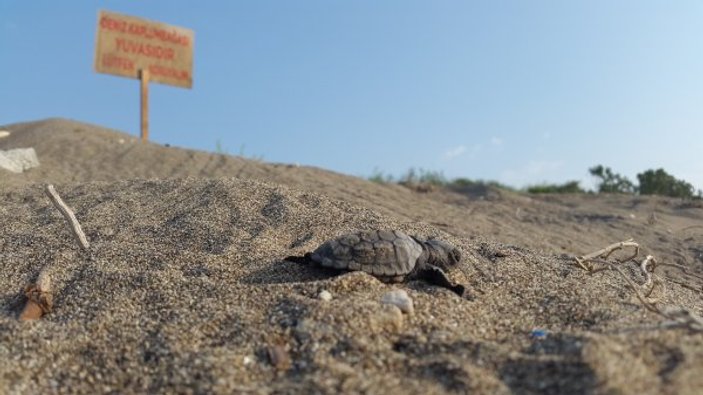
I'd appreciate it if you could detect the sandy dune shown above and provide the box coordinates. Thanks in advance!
[1,119,702,394]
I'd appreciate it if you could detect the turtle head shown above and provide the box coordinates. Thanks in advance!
[423,238,461,270]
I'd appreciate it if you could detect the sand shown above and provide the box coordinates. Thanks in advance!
[1,119,702,394]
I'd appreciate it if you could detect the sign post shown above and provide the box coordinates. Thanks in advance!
[140,69,149,141]
[94,10,194,141]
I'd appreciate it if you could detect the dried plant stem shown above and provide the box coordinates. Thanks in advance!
[45,184,90,250]
[574,239,702,332]
[608,263,658,311]
[575,239,639,271]
[659,262,703,282]
[667,279,702,293]
[678,225,703,233]
[613,261,703,330]
[639,255,657,296]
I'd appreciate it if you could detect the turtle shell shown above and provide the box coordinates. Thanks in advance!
[309,230,423,277]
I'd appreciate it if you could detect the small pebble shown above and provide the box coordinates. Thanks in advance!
[381,289,414,314]
[318,290,332,301]
[267,345,291,371]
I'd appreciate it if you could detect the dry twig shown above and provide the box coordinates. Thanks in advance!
[574,239,639,271]
[45,184,90,250]
[639,255,657,297]
[678,225,703,233]
[573,239,702,332]
[661,259,703,281]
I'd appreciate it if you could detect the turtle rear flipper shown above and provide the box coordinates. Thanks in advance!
[419,266,469,298]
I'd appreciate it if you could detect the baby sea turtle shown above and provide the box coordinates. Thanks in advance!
[286,230,468,297]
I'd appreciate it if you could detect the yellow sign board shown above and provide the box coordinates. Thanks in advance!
[94,10,194,88]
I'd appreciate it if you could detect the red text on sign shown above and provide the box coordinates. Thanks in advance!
[149,65,190,81]
[115,38,175,60]
[101,54,135,72]
[100,15,190,46]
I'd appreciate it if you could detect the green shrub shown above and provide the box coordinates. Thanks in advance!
[637,168,695,199]
[398,168,447,187]
[484,180,515,191]
[368,168,394,184]
[526,181,585,194]
[448,177,476,188]
[589,165,636,194]
[448,178,515,191]
[214,139,228,155]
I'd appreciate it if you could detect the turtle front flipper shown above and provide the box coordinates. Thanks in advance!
[419,265,469,298]
[284,253,314,265]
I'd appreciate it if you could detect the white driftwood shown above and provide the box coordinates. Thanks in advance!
[45,184,90,250]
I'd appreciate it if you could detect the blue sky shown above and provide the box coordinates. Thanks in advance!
[2,1,702,190]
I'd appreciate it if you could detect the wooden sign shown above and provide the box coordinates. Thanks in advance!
[94,10,194,141]
[94,10,194,88]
